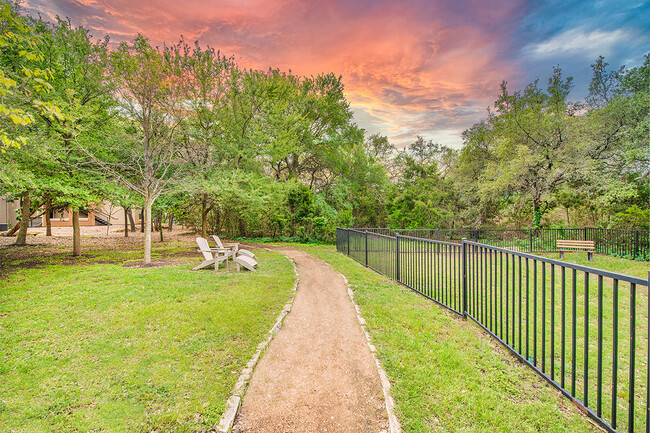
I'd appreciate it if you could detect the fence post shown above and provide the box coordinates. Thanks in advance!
[634,230,639,259]
[365,230,368,267]
[462,237,468,319]
[396,234,400,282]
[529,229,533,252]
[584,227,587,241]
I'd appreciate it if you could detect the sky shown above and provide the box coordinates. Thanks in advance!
[22,0,650,148]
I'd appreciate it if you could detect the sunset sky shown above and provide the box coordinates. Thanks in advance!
[22,0,650,148]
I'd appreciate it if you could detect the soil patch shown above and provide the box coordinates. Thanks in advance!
[0,226,220,278]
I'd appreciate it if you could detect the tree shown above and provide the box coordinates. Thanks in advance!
[0,2,64,245]
[386,137,457,229]
[32,17,111,254]
[572,54,649,225]
[81,35,189,263]
[180,41,234,237]
[474,68,578,228]
[0,1,58,152]
[253,70,362,191]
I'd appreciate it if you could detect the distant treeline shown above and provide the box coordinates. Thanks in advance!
[1,1,647,261]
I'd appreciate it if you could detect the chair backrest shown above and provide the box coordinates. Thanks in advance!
[211,235,225,249]
[196,237,213,260]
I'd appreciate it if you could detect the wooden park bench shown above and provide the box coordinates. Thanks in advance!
[557,239,595,262]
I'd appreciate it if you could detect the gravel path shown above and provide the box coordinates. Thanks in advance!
[233,248,389,433]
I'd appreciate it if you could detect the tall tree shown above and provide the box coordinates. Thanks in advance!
[79,35,188,263]
[475,68,577,227]
[181,42,234,237]
[34,17,110,255]
[0,2,60,245]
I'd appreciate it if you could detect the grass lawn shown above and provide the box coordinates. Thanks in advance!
[0,244,295,432]
[536,251,649,280]
[308,245,602,433]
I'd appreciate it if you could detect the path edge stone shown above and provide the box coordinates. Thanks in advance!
[337,270,402,433]
[215,253,300,433]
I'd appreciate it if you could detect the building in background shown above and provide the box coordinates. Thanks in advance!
[0,197,141,232]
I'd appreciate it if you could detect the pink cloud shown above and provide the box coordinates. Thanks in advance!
[25,0,526,147]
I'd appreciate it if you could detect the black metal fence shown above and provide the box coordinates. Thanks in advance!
[336,228,650,433]
[350,227,650,260]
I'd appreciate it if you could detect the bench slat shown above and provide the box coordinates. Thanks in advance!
[557,240,594,250]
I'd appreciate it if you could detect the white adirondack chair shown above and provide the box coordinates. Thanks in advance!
[193,237,229,271]
[212,235,256,259]
[211,235,238,260]
[237,249,256,259]
[235,255,259,272]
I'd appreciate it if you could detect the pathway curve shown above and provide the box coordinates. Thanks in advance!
[232,248,389,433]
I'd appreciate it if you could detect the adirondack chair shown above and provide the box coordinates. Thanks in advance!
[235,255,259,272]
[193,237,230,271]
[211,235,256,259]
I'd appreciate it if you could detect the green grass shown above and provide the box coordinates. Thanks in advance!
[308,245,603,433]
[536,252,649,280]
[0,247,295,432]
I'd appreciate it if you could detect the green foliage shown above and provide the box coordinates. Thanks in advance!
[451,55,649,229]
[0,1,56,151]
[387,137,457,229]
[611,205,649,230]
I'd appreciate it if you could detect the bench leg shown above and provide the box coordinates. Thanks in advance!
[588,252,593,262]
[559,251,564,260]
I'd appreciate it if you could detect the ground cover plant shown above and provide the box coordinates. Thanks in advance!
[0,240,295,432]
[308,245,605,433]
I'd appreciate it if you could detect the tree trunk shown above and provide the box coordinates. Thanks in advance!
[158,211,164,242]
[124,207,129,237]
[4,222,20,237]
[72,208,81,256]
[106,205,113,236]
[44,195,52,236]
[15,191,31,246]
[144,197,153,264]
[168,213,173,232]
[532,197,543,229]
[140,208,144,233]
[201,193,208,238]
[127,208,136,232]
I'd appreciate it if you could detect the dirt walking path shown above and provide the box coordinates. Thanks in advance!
[233,248,389,433]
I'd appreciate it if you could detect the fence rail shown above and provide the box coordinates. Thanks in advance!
[336,228,650,433]
[350,227,650,260]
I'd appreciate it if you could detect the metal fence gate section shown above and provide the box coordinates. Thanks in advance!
[335,228,650,433]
